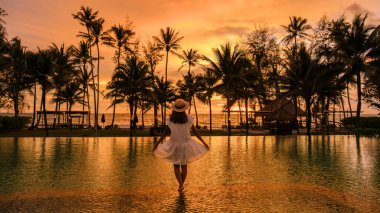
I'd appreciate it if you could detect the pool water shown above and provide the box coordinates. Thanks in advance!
[0,136,379,212]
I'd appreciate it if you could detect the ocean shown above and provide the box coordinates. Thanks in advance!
[0,112,245,129]
[1,112,378,129]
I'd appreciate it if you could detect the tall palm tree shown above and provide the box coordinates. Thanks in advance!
[109,56,152,135]
[89,18,105,129]
[330,14,380,119]
[153,27,183,124]
[281,44,344,135]
[35,49,54,136]
[143,40,163,128]
[203,43,248,135]
[102,24,135,126]
[72,41,92,126]
[155,76,176,125]
[72,6,99,127]
[177,48,202,126]
[197,69,218,132]
[49,43,76,127]
[176,71,202,127]
[25,51,40,129]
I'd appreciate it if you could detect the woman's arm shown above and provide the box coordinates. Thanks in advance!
[153,126,171,151]
[191,125,209,150]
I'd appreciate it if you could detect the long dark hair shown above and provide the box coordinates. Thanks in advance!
[170,111,188,124]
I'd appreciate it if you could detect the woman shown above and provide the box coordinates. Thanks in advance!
[153,99,209,191]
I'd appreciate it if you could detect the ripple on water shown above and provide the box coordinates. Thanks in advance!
[0,183,379,212]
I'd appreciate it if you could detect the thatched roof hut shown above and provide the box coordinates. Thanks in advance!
[255,98,306,122]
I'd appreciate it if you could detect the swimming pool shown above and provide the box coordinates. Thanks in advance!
[0,135,379,211]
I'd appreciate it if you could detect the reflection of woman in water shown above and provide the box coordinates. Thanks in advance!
[153,99,209,191]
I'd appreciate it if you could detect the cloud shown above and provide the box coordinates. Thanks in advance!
[204,26,251,37]
[344,3,380,24]
[345,3,373,16]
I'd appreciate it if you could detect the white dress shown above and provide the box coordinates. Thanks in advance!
[154,115,208,165]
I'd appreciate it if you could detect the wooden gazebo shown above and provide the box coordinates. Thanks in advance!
[36,110,90,129]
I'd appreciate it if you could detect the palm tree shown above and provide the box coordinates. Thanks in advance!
[177,49,202,73]
[49,43,76,127]
[203,43,248,135]
[102,24,135,126]
[177,48,202,126]
[281,44,343,135]
[72,6,100,127]
[155,76,177,125]
[109,56,152,135]
[153,27,183,124]
[61,81,83,119]
[89,18,105,129]
[72,41,92,126]
[330,14,380,119]
[143,40,163,128]
[197,69,218,132]
[35,49,54,136]
[25,51,40,129]
[176,71,202,127]
[0,38,33,117]
[281,16,311,49]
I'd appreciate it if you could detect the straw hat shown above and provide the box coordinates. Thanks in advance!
[172,99,189,112]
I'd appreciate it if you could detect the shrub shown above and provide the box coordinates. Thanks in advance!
[0,116,31,132]
[342,117,380,129]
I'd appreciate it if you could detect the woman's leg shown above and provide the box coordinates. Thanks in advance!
[174,164,183,190]
[181,164,187,184]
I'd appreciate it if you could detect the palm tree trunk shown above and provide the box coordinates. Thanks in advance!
[294,97,299,134]
[42,90,49,137]
[90,46,97,129]
[209,98,212,133]
[58,103,61,125]
[87,86,91,127]
[356,71,361,120]
[141,106,145,128]
[340,94,346,120]
[326,98,330,135]
[321,99,325,133]
[245,97,249,135]
[238,99,243,125]
[129,100,134,136]
[134,101,138,132]
[346,83,353,117]
[227,96,231,136]
[163,51,169,126]
[82,89,85,125]
[36,98,43,128]
[30,82,37,129]
[305,96,311,135]
[111,49,121,127]
[53,102,58,129]
[160,104,164,126]
[96,42,100,130]
[13,95,19,117]
[193,95,199,128]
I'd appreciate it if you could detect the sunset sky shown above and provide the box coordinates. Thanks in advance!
[1,0,380,114]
